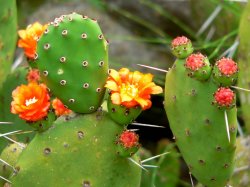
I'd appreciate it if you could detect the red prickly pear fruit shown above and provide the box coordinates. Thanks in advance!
[116,130,140,157]
[213,87,235,109]
[185,53,211,81]
[171,36,193,59]
[213,58,238,86]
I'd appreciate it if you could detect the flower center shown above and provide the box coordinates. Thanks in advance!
[122,84,138,98]
[25,96,38,106]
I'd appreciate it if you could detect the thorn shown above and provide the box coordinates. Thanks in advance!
[142,164,159,168]
[231,86,250,92]
[3,136,26,148]
[137,64,168,73]
[0,175,12,184]
[0,158,15,171]
[0,130,22,138]
[127,157,148,172]
[0,122,13,124]
[131,122,165,128]
[224,111,231,143]
[141,152,170,164]
[189,172,194,187]
[13,130,34,135]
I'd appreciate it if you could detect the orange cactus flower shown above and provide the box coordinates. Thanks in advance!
[52,98,72,116]
[11,82,50,122]
[18,22,47,59]
[105,68,163,110]
[26,69,40,82]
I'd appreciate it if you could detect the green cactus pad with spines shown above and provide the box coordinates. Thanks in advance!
[0,68,35,152]
[164,58,237,187]
[11,111,141,187]
[107,97,142,126]
[0,0,17,87]
[35,12,108,113]
[0,143,25,186]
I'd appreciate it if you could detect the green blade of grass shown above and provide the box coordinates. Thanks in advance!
[140,0,198,39]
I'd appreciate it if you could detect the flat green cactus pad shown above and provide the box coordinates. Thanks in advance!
[164,59,237,187]
[11,111,141,187]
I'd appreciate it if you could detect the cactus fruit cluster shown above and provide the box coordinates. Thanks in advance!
[165,36,238,187]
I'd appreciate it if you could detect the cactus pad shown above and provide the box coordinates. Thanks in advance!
[164,57,237,186]
[35,12,109,113]
[11,111,141,186]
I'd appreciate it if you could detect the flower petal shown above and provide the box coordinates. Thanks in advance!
[111,92,121,105]
[105,80,119,91]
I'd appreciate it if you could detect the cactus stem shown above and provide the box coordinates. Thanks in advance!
[3,136,26,148]
[141,152,169,164]
[224,110,231,143]
[189,172,195,187]
[0,175,12,184]
[0,121,13,124]
[137,64,168,73]
[231,85,250,92]
[127,157,148,172]
[0,158,15,171]
[0,130,22,138]
[131,122,165,128]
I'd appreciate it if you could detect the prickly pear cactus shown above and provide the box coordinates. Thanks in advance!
[10,111,141,187]
[0,143,25,186]
[0,0,17,87]
[35,12,108,113]
[164,37,238,187]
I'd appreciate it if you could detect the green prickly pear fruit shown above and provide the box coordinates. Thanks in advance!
[185,53,211,81]
[0,0,17,86]
[212,58,238,86]
[164,36,238,187]
[10,111,141,187]
[213,87,236,110]
[116,130,140,157]
[35,12,109,113]
[0,143,25,186]
[107,98,142,126]
[171,36,193,59]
